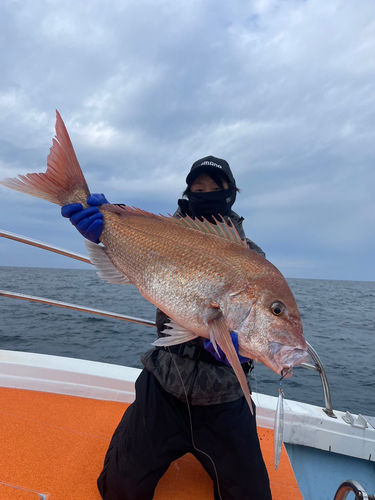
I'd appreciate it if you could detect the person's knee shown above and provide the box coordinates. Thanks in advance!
[97,460,157,500]
[97,455,163,500]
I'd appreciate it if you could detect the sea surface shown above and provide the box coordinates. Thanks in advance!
[0,266,374,417]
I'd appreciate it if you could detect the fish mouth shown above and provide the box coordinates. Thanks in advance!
[268,342,310,378]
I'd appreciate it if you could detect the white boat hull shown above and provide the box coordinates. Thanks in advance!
[1,349,374,500]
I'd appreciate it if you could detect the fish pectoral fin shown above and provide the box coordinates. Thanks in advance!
[152,320,198,347]
[206,307,223,356]
[85,241,132,285]
[208,310,254,415]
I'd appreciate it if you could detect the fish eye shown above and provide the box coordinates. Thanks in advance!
[271,302,284,316]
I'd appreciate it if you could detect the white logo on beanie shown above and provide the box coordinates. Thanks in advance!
[199,161,223,169]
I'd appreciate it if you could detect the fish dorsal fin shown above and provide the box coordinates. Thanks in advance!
[85,240,132,285]
[101,205,247,247]
[170,214,248,248]
[101,204,164,219]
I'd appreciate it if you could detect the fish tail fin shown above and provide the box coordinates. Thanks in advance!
[0,110,90,206]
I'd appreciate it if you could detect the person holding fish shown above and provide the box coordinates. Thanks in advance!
[1,113,309,498]
[61,156,273,500]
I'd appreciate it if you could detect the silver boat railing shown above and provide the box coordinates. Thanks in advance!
[300,342,336,418]
[0,229,337,417]
[0,229,91,264]
[0,290,156,327]
[334,479,374,500]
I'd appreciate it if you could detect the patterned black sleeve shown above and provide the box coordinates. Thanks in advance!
[155,308,171,337]
[246,238,266,258]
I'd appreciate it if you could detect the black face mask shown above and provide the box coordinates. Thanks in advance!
[187,187,236,221]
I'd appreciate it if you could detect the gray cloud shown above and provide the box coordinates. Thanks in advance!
[0,0,374,280]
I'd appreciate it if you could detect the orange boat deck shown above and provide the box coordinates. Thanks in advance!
[0,387,302,500]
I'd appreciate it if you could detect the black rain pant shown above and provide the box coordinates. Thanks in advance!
[97,368,272,500]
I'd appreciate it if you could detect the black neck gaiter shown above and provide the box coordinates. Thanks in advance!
[187,188,236,221]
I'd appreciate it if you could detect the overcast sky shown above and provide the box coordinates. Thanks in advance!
[0,0,374,282]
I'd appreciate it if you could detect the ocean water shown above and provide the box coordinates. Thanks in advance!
[0,266,374,417]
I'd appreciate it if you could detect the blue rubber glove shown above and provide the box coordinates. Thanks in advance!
[61,193,109,243]
[204,332,250,366]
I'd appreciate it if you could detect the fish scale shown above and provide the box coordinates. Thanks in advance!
[99,214,233,333]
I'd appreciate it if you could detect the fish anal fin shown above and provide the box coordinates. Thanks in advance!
[208,311,254,415]
[85,241,132,285]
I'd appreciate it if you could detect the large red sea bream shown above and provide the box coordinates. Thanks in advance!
[0,111,310,414]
